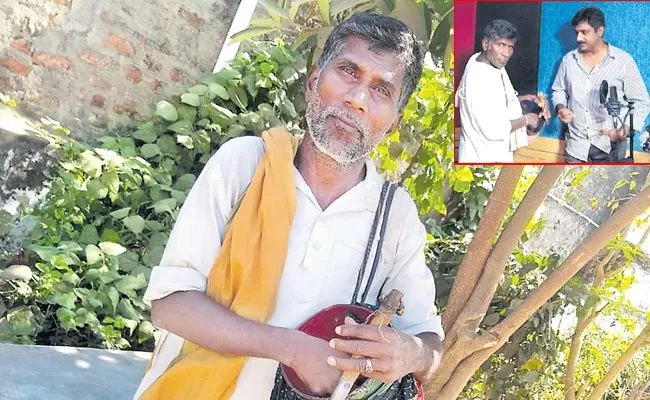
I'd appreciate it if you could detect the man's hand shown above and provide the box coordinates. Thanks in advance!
[287,331,348,396]
[525,113,541,129]
[325,320,428,384]
[557,105,574,123]
[600,127,627,141]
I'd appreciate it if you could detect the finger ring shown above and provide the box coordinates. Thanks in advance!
[364,358,373,373]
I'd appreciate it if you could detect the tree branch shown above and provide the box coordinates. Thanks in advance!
[442,166,523,334]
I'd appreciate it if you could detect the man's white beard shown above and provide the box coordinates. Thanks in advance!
[305,79,393,167]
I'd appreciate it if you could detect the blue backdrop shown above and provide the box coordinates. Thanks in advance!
[538,1,650,150]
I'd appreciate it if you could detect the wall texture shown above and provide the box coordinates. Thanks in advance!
[0,0,241,137]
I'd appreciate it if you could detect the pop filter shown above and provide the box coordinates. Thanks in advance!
[600,80,609,105]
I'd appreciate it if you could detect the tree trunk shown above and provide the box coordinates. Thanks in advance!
[425,182,650,400]
[584,326,650,400]
[442,166,523,333]
[428,166,563,393]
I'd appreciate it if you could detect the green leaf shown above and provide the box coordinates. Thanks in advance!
[292,30,318,51]
[229,27,277,43]
[258,0,290,21]
[375,0,396,13]
[133,122,159,143]
[176,135,194,149]
[156,135,179,155]
[56,307,77,330]
[107,286,120,314]
[114,274,148,296]
[122,215,145,235]
[117,298,141,320]
[25,245,60,263]
[173,174,197,191]
[85,244,104,265]
[152,198,178,215]
[118,251,140,273]
[208,83,229,100]
[180,93,201,107]
[166,120,193,136]
[87,179,108,199]
[98,242,126,256]
[331,0,372,15]
[51,292,77,309]
[140,143,162,159]
[101,228,120,243]
[289,0,314,20]
[391,0,430,45]
[228,86,249,111]
[318,0,330,24]
[155,100,179,122]
[187,84,208,95]
[109,207,132,220]
[138,320,155,343]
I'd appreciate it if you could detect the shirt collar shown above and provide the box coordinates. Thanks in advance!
[294,158,386,213]
[571,41,621,61]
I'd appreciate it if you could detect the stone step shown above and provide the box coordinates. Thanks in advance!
[0,343,150,400]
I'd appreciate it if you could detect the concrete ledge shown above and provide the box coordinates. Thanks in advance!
[0,343,150,400]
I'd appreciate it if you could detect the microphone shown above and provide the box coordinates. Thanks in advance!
[601,80,622,116]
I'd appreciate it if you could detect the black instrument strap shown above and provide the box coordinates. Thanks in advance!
[351,181,389,304]
[360,183,397,304]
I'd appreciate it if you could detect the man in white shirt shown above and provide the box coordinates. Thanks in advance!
[456,19,543,163]
[134,12,444,400]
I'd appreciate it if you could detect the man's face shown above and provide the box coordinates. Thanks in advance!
[482,37,516,69]
[574,21,604,53]
[304,37,404,166]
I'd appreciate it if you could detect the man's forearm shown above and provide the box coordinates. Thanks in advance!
[412,332,444,383]
[151,290,298,366]
[510,115,527,132]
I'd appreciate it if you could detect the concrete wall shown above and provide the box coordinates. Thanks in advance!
[0,0,241,137]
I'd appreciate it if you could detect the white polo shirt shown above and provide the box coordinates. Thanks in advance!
[133,136,444,399]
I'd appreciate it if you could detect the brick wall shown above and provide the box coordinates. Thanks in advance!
[0,0,241,137]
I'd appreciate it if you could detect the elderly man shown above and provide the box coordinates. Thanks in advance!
[456,19,544,163]
[552,6,650,162]
[133,12,444,400]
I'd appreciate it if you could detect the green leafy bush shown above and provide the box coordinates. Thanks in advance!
[5,41,307,349]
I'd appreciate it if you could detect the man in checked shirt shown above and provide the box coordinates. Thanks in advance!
[552,6,650,162]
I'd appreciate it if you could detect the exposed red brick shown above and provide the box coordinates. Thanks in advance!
[170,69,182,81]
[80,53,105,69]
[178,7,204,30]
[10,39,31,55]
[91,94,105,108]
[104,32,135,57]
[49,14,58,28]
[126,66,142,84]
[32,52,73,72]
[113,101,138,116]
[149,79,162,92]
[0,58,32,77]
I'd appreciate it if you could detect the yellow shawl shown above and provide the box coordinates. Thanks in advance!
[140,127,300,399]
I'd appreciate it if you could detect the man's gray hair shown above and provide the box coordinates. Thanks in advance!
[316,12,423,111]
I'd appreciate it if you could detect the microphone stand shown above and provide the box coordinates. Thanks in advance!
[603,97,634,162]
[628,102,635,163]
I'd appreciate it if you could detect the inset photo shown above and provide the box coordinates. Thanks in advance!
[454,1,650,164]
